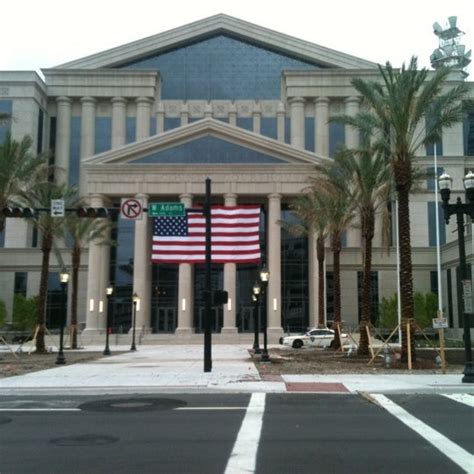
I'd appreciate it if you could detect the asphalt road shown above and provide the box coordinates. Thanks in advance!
[0,393,472,474]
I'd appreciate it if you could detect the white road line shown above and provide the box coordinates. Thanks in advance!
[371,394,474,474]
[224,393,266,474]
[175,407,246,411]
[442,394,474,408]
[0,408,80,412]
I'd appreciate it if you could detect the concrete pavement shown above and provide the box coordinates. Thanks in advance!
[0,344,473,395]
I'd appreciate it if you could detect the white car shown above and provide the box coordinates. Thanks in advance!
[281,328,347,349]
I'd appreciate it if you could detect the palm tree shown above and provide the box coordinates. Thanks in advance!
[64,211,112,349]
[18,182,77,353]
[288,190,330,328]
[333,57,468,361]
[316,143,392,355]
[0,133,47,232]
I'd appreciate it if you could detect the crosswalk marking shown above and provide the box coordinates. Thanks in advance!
[224,393,266,474]
[0,408,80,412]
[371,394,474,474]
[442,393,474,408]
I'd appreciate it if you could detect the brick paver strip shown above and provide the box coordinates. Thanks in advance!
[285,382,349,392]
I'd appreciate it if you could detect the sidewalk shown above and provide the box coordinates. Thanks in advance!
[0,345,473,395]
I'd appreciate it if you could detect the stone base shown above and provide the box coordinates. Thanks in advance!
[174,327,195,336]
[267,326,284,343]
[220,327,238,335]
[81,328,106,335]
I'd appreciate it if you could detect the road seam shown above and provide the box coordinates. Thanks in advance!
[224,393,265,474]
[371,394,474,474]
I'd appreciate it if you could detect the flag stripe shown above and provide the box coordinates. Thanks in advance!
[152,206,262,264]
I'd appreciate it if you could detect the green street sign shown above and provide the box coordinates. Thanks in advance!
[149,202,185,217]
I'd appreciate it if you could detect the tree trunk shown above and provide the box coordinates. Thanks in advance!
[36,233,53,353]
[317,236,326,328]
[70,245,81,349]
[332,233,342,349]
[397,183,416,362]
[358,211,375,357]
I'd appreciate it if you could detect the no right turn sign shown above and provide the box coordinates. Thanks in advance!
[120,198,143,220]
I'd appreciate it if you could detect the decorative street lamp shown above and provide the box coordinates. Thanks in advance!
[130,292,139,351]
[439,171,474,383]
[252,282,261,354]
[56,269,69,365]
[103,283,114,356]
[259,265,270,362]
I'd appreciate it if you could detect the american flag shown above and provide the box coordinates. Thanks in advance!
[152,205,261,264]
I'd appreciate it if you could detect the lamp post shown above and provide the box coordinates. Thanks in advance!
[103,283,114,356]
[130,292,139,352]
[56,269,69,365]
[439,171,474,383]
[259,265,270,362]
[252,282,261,354]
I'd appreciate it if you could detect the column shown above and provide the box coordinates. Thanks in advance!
[84,194,107,333]
[156,102,165,134]
[222,193,238,334]
[55,96,72,184]
[267,193,283,337]
[277,102,286,142]
[176,194,194,335]
[136,97,152,140]
[344,96,360,149]
[133,193,151,332]
[289,97,305,149]
[229,103,237,126]
[111,97,127,149]
[314,97,329,156]
[80,97,96,195]
[308,227,319,328]
[252,102,261,134]
[180,102,189,126]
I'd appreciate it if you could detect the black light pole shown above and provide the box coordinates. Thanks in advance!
[130,292,139,351]
[439,171,474,383]
[252,282,261,354]
[204,177,212,372]
[103,283,114,356]
[259,266,270,362]
[56,269,69,365]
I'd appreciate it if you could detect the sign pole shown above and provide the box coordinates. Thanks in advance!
[204,178,212,373]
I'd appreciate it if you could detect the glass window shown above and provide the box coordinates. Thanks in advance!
[164,117,180,132]
[69,117,81,186]
[427,202,446,246]
[151,264,178,333]
[95,117,112,154]
[120,34,323,100]
[236,117,252,132]
[126,117,136,144]
[329,121,345,157]
[305,117,314,152]
[46,272,63,328]
[14,272,27,296]
[260,118,277,140]
[0,100,13,144]
[426,166,444,191]
[464,112,474,156]
[37,108,44,154]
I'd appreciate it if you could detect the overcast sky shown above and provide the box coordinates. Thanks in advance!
[2,0,473,76]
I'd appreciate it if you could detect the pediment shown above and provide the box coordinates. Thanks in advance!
[82,118,330,167]
[57,14,376,70]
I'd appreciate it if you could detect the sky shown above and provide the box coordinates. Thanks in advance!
[1,0,473,77]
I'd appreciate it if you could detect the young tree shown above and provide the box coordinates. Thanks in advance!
[0,133,47,232]
[333,57,468,361]
[18,182,77,353]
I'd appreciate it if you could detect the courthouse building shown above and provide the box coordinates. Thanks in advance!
[0,15,473,340]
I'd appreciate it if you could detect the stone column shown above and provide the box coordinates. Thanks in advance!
[252,102,261,134]
[136,97,152,140]
[277,102,286,142]
[176,193,194,335]
[80,97,96,195]
[133,193,151,332]
[308,227,319,328]
[84,194,107,334]
[111,97,127,149]
[222,193,238,334]
[180,102,189,126]
[314,97,329,156]
[55,96,72,184]
[229,103,237,126]
[267,193,283,338]
[156,102,165,134]
[344,96,360,149]
[289,97,305,149]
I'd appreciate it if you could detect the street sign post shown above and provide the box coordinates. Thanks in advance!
[51,199,65,217]
[148,202,185,217]
[120,198,143,220]
[432,317,448,329]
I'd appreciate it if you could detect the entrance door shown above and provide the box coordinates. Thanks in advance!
[155,307,176,333]
[239,306,255,332]
[197,307,222,333]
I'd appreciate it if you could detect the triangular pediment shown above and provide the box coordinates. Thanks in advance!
[82,118,330,167]
[57,14,376,70]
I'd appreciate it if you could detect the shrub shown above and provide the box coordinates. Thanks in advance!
[0,299,6,327]
[377,295,398,329]
[12,294,37,331]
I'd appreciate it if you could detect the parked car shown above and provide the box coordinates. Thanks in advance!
[280,328,348,349]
